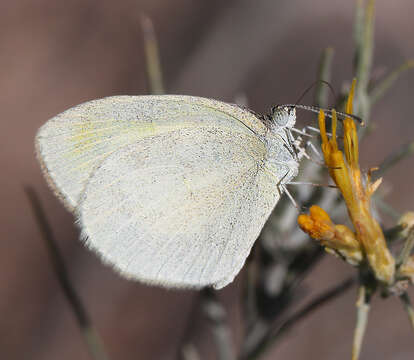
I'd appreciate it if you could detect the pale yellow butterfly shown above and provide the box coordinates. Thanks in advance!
[36,95,299,289]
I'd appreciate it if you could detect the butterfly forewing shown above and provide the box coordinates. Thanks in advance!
[79,127,279,289]
[35,95,267,211]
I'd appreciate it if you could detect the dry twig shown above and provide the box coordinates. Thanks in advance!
[25,187,110,360]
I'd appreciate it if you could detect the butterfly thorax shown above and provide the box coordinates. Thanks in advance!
[260,130,299,185]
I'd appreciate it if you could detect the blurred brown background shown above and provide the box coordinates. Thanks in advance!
[1,0,414,359]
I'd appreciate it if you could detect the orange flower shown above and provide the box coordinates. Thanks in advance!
[299,79,395,284]
[298,205,363,266]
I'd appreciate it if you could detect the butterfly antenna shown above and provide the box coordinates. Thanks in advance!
[286,80,364,125]
[294,79,336,105]
[284,104,364,125]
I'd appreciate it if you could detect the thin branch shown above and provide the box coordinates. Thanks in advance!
[397,228,414,269]
[354,0,375,120]
[353,0,365,58]
[242,253,259,333]
[372,195,401,222]
[242,276,356,360]
[352,285,371,360]
[383,224,406,243]
[374,140,414,180]
[24,187,110,360]
[370,60,414,105]
[314,47,335,108]
[177,294,203,360]
[181,343,202,360]
[355,0,375,90]
[270,276,356,340]
[141,14,165,95]
[201,289,235,360]
[399,292,414,331]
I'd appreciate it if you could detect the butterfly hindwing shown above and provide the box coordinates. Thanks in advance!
[78,127,279,289]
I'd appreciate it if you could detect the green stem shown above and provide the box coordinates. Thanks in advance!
[314,47,335,108]
[399,292,414,331]
[352,285,371,360]
[141,14,165,95]
[370,60,414,105]
[374,140,414,180]
[397,228,414,269]
[354,0,375,121]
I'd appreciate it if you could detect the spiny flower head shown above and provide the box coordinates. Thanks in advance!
[298,79,395,284]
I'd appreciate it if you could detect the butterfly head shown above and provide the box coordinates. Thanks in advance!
[269,105,297,130]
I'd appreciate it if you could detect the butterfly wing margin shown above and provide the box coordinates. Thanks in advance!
[78,127,279,289]
[35,95,267,211]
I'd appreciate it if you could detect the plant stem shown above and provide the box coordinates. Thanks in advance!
[242,277,355,360]
[374,140,414,180]
[397,228,414,269]
[314,47,335,108]
[141,14,165,95]
[399,292,414,330]
[370,60,414,105]
[373,196,401,222]
[24,187,110,360]
[201,289,235,360]
[354,0,375,121]
[352,285,371,360]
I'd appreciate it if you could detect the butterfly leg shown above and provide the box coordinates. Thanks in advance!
[273,166,301,212]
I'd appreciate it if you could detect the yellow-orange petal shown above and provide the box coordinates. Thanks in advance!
[298,206,364,266]
[343,79,359,167]
[343,117,359,167]
[298,213,334,241]
[318,110,329,145]
[346,79,356,115]
[309,204,331,223]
